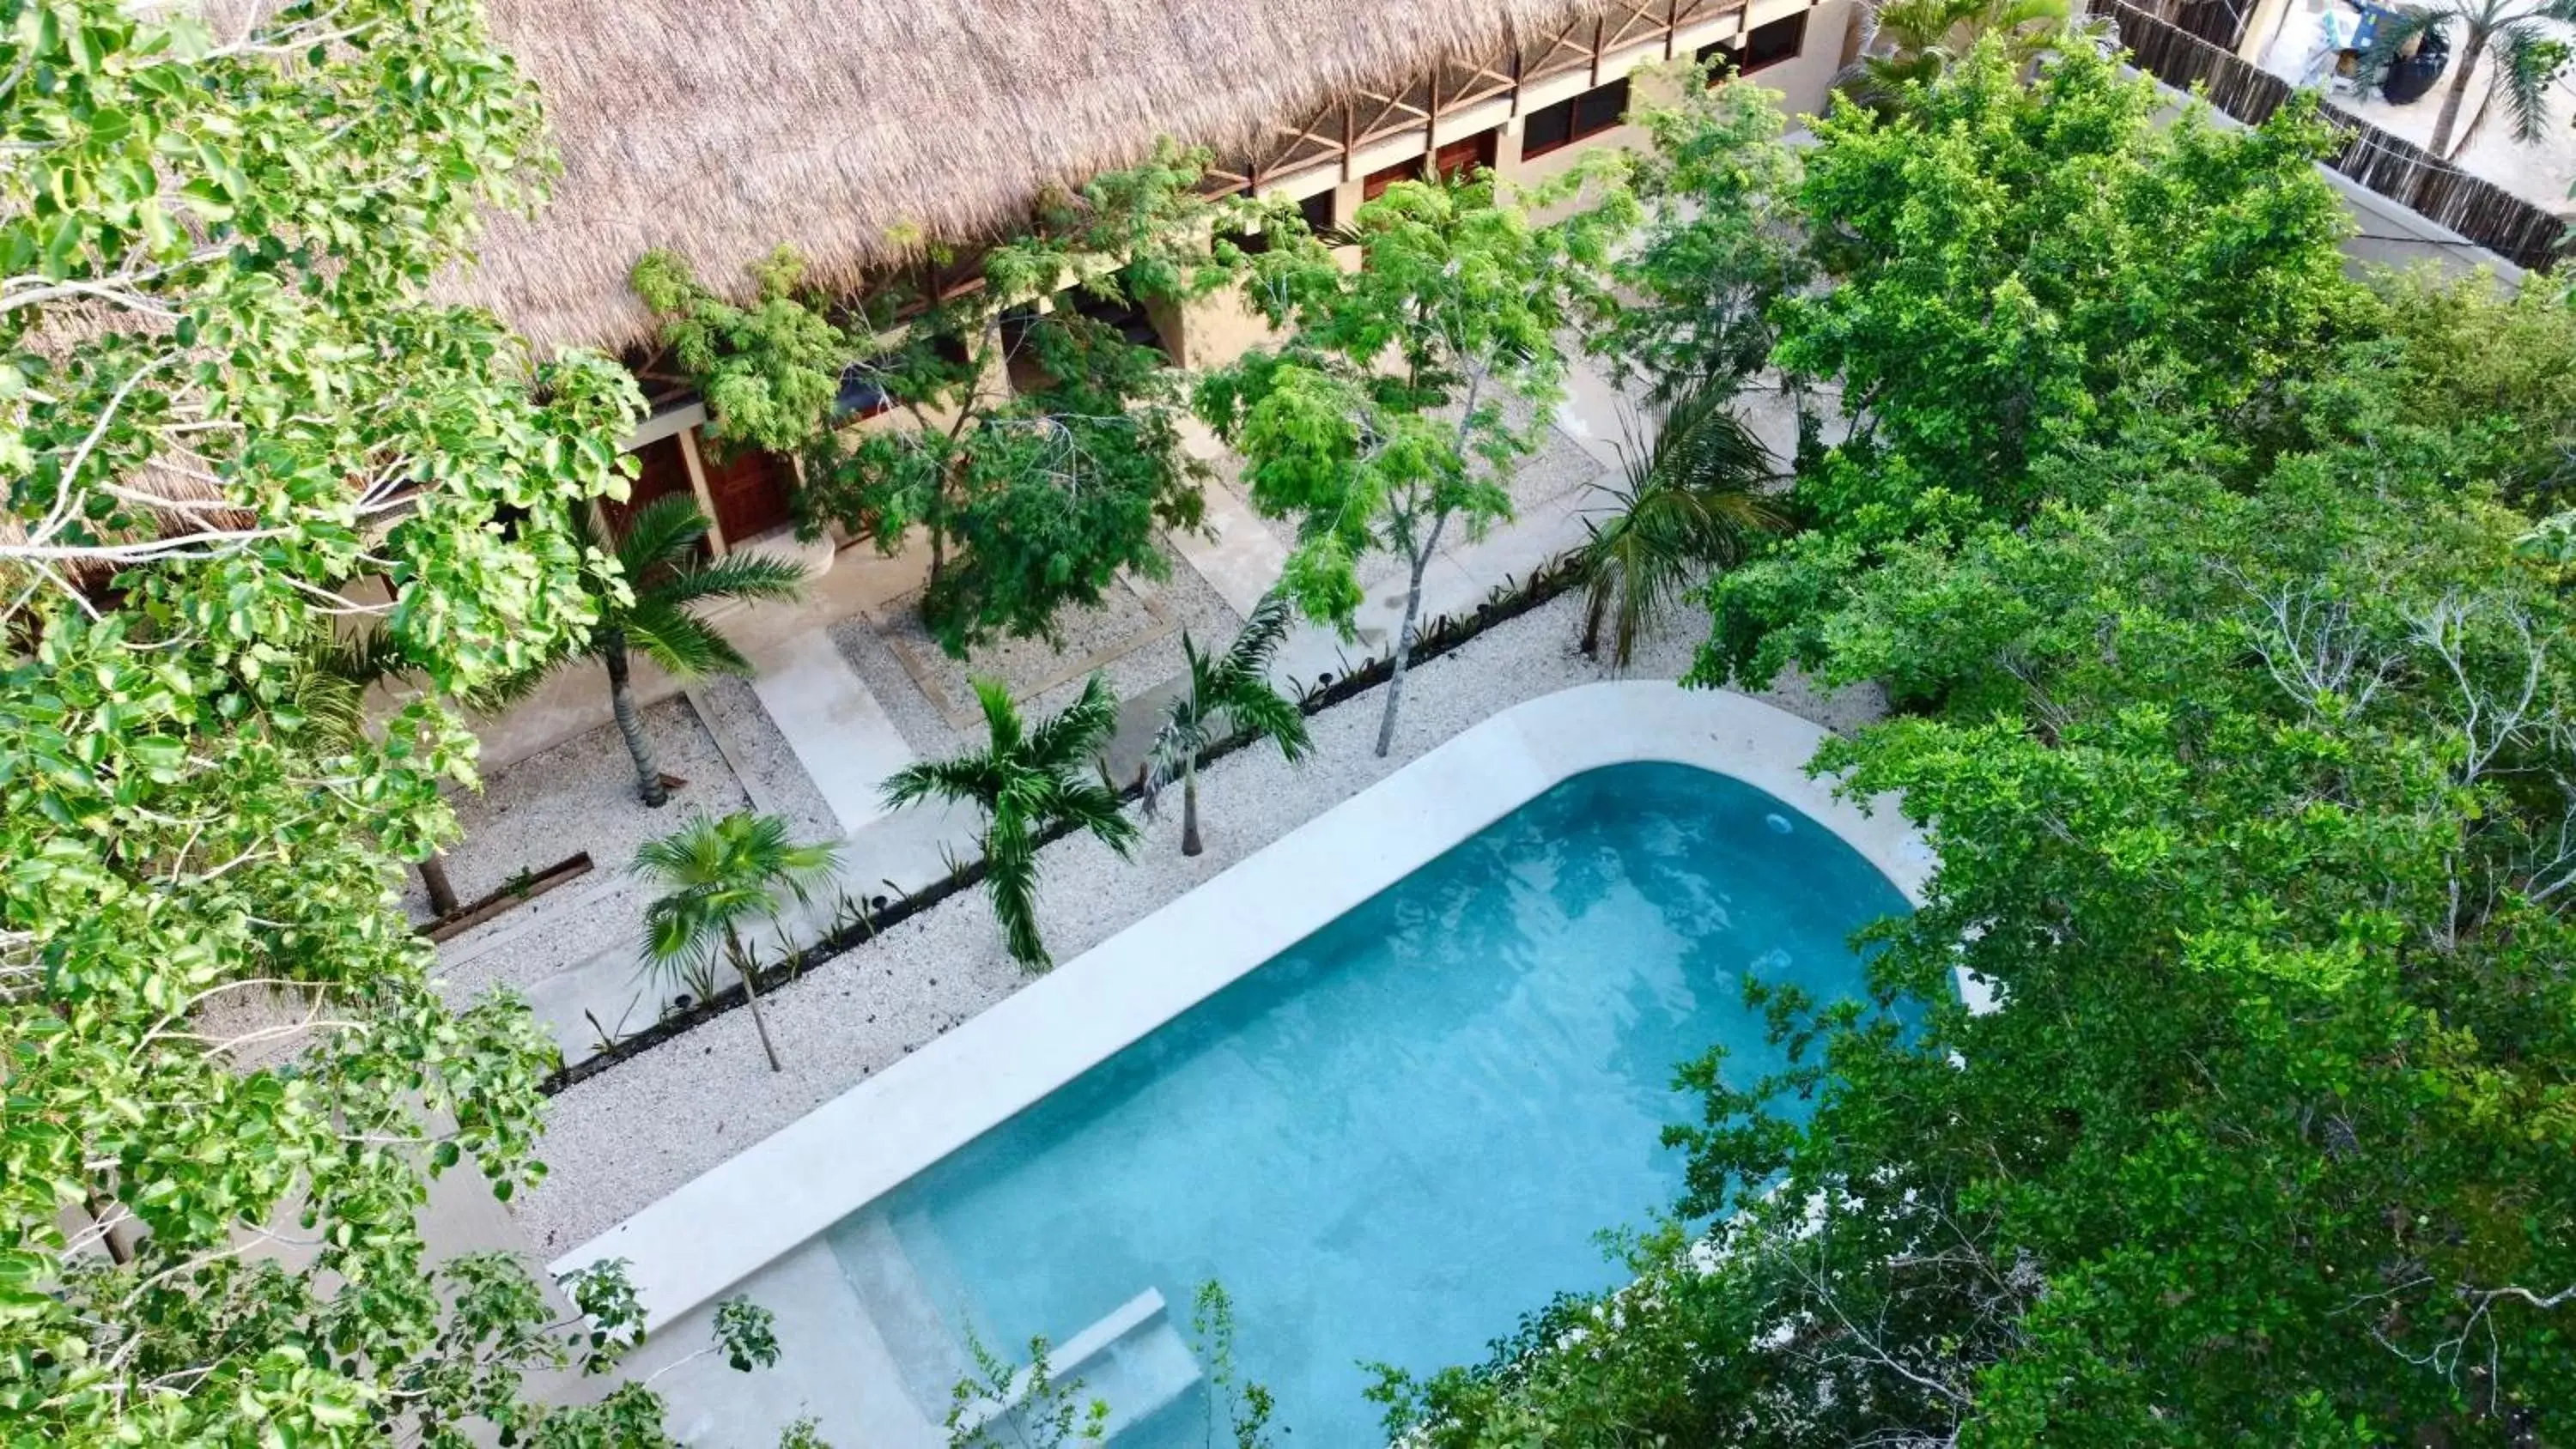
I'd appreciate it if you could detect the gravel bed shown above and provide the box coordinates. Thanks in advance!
[517,591,1885,1254]
[426,697,749,1002]
[829,539,1244,759]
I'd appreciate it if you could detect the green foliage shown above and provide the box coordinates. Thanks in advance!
[1188,1281,1277,1449]
[795,142,1284,655]
[1594,65,1811,401]
[1197,170,1636,755]
[1396,342,2576,1449]
[1149,592,1310,854]
[632,247,848,456]
[1702,39,2359,688]
[1838,0,2090,111]
[0,3,801,1444]
[1578,380,1784,667]
[945,1331,1109,1448]
[883,673,1137,968]
[2368,265,2576,512]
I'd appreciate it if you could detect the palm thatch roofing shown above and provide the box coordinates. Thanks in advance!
[448,0,1604,353]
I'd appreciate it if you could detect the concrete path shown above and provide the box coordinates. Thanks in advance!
[746,630,916,835]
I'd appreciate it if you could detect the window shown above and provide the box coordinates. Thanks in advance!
[1298,188,1337,234]
[1698,12,1807,80]
[834,362,894,421]
[1520,76,1631,161]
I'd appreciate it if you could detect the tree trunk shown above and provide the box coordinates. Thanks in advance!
[727,927,785,1073]
[1181,759,1203,857]
[1376,523,1445,759]
[1579,592,1603,658]
[602,634,669,808]
[2427,27,2485,161]
[419,854,459,918]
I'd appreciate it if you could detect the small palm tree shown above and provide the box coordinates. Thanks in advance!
[633,811,844,1073]
[573,496,808,807]
[884,673,1138,969]
[1838,0,2087,111]
[1580,384,1788,669]
[1147,594,1312,858]
[2362,0,2576,161]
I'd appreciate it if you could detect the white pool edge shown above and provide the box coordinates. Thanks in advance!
[552,680,1947,1329]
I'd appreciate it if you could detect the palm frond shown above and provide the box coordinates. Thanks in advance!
[1026,672,1121,774]
[623,597,754,680]
[1218,592,1297,685]
[883,755,1006,813]
[2496,25,2561,145]
[613,494,719,580]
[650,554,810,611]
[981,808,1050,968]
[969,676,1027,758]
[1048,775,1141,859]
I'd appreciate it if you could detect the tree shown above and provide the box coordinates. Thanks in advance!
[1589,66,1810,404]
[634,811,844,1073]
[568,495,807,807]
[0,2,772,1443]
[1147,593,1311,856]
[2361,0,2576,161]
[1577,383,1784,667]
[632,246,848,456]
[883,673,1138,968]
[1385,343,2576,1449]
[286,624,555,917]
[1703,39,2356,688]
[1197,172,1634,757]
[642,146,1289,657]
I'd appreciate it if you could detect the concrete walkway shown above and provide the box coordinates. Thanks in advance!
[745,631,915,835]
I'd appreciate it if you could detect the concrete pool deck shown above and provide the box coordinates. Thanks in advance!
[555,679,1941,1339]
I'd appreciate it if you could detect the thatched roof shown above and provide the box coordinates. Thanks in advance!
[448,0,1602,353]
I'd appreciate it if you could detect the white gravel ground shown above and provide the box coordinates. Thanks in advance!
[419,699,754,1004]
[516,591,1885,1255]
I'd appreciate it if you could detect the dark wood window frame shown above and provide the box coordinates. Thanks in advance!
[1519,75,1632,161]
[1699,11,1809,82]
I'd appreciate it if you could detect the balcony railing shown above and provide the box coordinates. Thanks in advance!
[2098,0,2567,270]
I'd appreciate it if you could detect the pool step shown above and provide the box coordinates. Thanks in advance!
[949,1288,1204,1444]
[828,1208,974,1423]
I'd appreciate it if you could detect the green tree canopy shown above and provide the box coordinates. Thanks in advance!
[0,2,766,1442]
[1197,170,1635,755]
[1704,39,2359,688]
[1384,344,2576,1449]
[643,143,1289,657]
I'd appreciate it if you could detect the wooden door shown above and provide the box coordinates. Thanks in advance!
[1431,129,1497,181]
[700,445,797,548]
[601,434,697,537]
[1362,156,1421,202]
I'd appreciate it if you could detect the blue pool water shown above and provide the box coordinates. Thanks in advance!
[834,762,1911,1444]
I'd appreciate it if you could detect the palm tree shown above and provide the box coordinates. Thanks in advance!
[2361,0,2576,161]
[883,673,1138,969]
[571,496,807,807]
[1579,384,1788,669]
[1147,594,1312,858]
[633,811,844,1072]
[1837,0,2087,111]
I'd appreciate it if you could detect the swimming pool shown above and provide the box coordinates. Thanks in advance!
[822,761,1913,1444]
